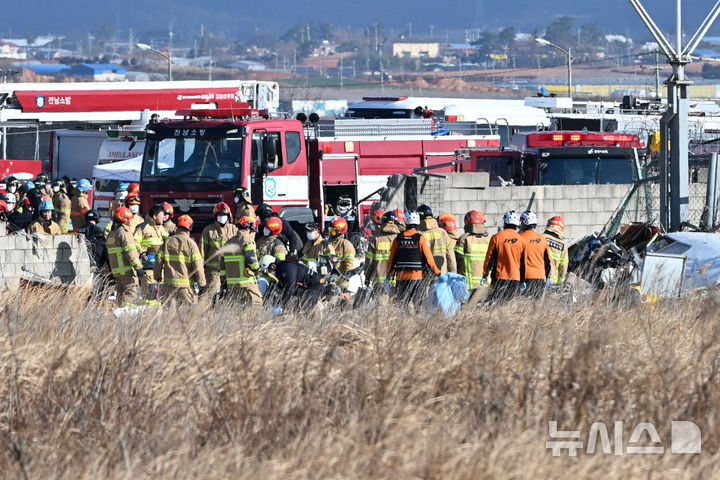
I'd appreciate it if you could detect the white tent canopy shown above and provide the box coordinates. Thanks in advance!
[92,156,141,182]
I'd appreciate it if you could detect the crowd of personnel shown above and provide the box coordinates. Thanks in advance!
[0,174,570,309]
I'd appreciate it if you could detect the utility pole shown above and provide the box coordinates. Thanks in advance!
[655,49,661,100]
[340,53,343,90]
[630,0,720,231]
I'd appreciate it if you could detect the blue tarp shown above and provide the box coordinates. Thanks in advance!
[430,273,469,315]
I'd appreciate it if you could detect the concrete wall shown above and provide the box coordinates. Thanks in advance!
[0,225,94,290]
[380,173,710,241]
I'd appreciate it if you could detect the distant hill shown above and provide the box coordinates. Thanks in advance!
[3,0,720,43]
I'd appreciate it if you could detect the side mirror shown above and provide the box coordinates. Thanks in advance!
[262,136,278,173]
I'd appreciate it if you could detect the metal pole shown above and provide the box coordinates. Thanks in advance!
[2,127,6,160]
[677,0,682,54]
[705,152,718,230]
[567,47,572,97]
[655,49,661,100]
[168,57,172,81]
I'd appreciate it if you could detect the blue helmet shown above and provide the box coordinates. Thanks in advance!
[116,182,130,193]
[39,199,54,211]
[25,180,35,190]
[77,178,91,192]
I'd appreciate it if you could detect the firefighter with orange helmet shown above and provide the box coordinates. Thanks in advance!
[417,204,456,274]
[154,214,206,305]
[455,210,491,289]
[126,182,140,196]
[438,213,460,254]
[220,215,262,305]
[200,202,238,297]
[328,216,356,273]
[107,206,144,307]
[369,209,385,231]
[257,216,287,260]
[543,215,569,285]
[161,202,177,234]
[70,178,91,231]
[104,194,144,237]
[233,186,256,221]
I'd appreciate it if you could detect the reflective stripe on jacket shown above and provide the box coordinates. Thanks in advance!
[52,191,72,233]
[544,229,569,284]
[388,229,440,281]
[200,221,239,270]
[221,230,260,285]
[107,224,142,277]
[70,192,90,231]
[256,235,287,261]
[364,224,399,284]
[454,232,490,289]
[330,235,355,273]
[154,230,206,288]
[419,218,456,273]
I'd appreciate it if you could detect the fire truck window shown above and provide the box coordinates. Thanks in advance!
[539,158,598,185]
[285,132,301,164]
[598,158,633,184]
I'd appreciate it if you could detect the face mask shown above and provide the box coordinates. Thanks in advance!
[129,205,140,214]
[217,215,228,225]
[306,231,318,241]
[234,196,241,204]
[263,227,271,236]
[8,186,16,193]
[7,203,14,212]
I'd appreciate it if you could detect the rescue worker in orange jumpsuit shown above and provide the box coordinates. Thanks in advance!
[220,215,262,305]
[417,204,456,273]
[328,217,356,273]
[387,210,440,305]
[519,211,551,297]
[51,178,72,233]
[107,206,144,307]
[70,178,92,232]
[543,216,569,285]
[200,202,238,297]
[454,210,491,307]
[154,214,206,305]
[483,210,527,303]
[364,210,401,296]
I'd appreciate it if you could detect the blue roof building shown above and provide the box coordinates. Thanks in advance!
[68,64,126,81]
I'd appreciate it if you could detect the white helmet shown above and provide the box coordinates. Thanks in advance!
[503,210,521,226]
[405,210,421,226]
[260,255,276,270]
[520,210,538,226]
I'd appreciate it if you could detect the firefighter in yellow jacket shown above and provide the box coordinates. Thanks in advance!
[256,216,287,260]
[154,215,206,305]
[328,217,355,273]
[543,216,569,285]
[70,178,92,231]
[107,207,144,307]
[302,222,335,262]
[27,200,63,235]
[135,203,169,299]
[455,210,491,307]
[51,178,72,233]
[417,204,457,273]
[200,202,238,297]
[233,186,256,221]
[220,215,262,305]
[364,210,400,293]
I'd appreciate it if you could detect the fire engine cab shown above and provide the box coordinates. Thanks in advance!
[457,131,644,186]
[139,107,501,234]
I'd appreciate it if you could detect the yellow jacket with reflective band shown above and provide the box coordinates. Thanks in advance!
[70,192,90,231]
[200,221,239,271]
[221,230,260,285]
[235,202,256,221]
[364,223,399,284]
[256,234,287,260]
[454,232,490,289]
[330,235,355,273]
[543,229,569,284]
[27,219,62,235]
[164,219,177,235]
[419,218,457,274]
[105,212,143,239]
[52,191,72,233]
[135,218,168,257]
[302,236,335,262]
[107,224,142,280]
[154,230,206,288]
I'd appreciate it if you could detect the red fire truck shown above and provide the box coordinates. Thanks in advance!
[139,107,500,234]
[456,130,644,186]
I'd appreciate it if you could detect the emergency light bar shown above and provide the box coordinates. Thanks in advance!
[361,96,409,102]
[526,131,641,148]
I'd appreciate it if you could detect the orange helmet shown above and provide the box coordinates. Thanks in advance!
[125,194,141,206]
[547,216,565,229]
[238,215,256,230]
[177,214,193,230]
[213,201,232,217]
[437,213,457,232]
[162,202,174,218]
[370,209,385,225]
[265,216,283,235]
[464,210,486,225]
[393,209,405,224]
[113,206,133,225]
[330,217,348,235]
[127,182,140,195]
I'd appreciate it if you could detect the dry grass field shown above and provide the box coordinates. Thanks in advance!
[1,286,719,479]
